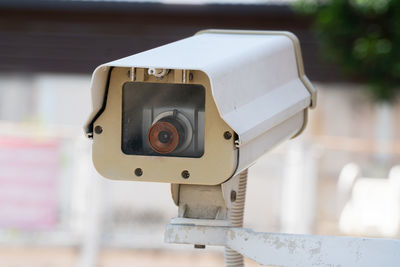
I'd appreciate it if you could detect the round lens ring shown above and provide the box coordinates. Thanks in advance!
[147,121,179,154]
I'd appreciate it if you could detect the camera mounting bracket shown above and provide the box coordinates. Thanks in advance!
[166,171,400,267]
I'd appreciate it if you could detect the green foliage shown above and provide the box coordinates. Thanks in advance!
[293,0,400,102]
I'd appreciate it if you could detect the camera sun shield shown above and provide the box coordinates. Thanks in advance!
[85,29,316,185]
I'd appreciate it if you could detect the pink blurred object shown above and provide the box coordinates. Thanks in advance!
[0,136,60,230]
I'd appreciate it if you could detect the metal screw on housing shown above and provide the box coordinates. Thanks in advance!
[135,168,143,177]
[181,170,190,179]
[94,125,103,134]
[224,131,232,140]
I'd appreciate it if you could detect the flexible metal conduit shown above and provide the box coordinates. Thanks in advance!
[225,168,248,267]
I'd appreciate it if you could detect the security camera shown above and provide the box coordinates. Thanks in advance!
[84,29,316,185]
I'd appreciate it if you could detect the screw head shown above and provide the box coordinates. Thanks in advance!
[230,190,237,202]
[94,125,103,134]
[134,168,143,177]
[224,131,232,140]
[181,170,190,179]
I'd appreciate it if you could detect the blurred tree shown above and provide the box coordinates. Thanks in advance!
[293,0,400,102]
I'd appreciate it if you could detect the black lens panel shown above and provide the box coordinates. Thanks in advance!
[121,82,205,158]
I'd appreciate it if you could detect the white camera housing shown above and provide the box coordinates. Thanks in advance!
[85,29,316,185]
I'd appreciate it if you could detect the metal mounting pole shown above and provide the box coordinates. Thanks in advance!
[165,224,400,267]
[165,169,400,267]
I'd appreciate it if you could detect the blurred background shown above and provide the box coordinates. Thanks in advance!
[0,0,399,266]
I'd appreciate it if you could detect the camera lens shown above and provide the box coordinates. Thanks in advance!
[147,118,184,154]
[158,131,171,144]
